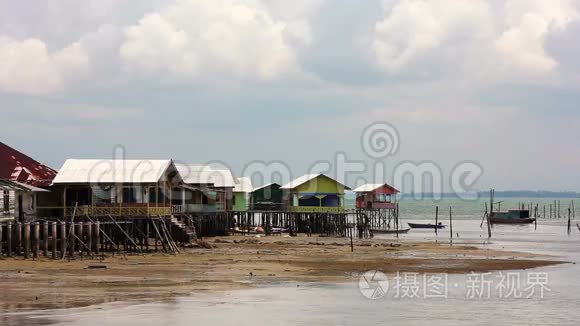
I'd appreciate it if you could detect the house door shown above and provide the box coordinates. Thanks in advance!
[18,194,23,221]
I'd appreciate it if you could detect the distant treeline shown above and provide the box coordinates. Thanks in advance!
[397,191,580,199]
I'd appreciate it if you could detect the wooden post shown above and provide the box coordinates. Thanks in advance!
[52,222,57,259]
[449,207,453,245]
[24,223,30,259]
[60,222,67,258]
[568,208,572,235]
[69,223,76,258]
[7,222,13,257]
[94,221,100,255]
[487,207,492,238]
[543,205,546,219]
[349,226,354,252]
[0,223,3,257]
[78,222,84,258]
[16,222,22,256]
[43,221,49,257]
[435,206,439,235]
[145,220,150,252]
[86,222,92,256]
[33,222,40,258]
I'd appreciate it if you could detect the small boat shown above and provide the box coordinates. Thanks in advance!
[489,209,535,224]
[408,222,446,229]
[370,228,411,234]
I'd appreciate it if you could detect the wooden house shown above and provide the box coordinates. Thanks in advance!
[175,164,235,213]
[211,169,235,211]
[0,142,57,221]
[1,179,49,221]
[250,183,283,211]
[45,159,182,218]
[280,174,350,213]
[352,183,399,210]
[232,177,252,211]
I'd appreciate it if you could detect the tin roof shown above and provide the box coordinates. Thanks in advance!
[52,159,175,184]
[352,183,400,193]
[280,174,351,190]
[252,182,281,192]
[233,177,253,193]
[0,142,57,187]
[0,179,49,192]
[175,163,235,188]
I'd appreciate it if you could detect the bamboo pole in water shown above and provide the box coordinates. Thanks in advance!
[568,208,572,235]
[435,206,439,235]
[449,206,453,245]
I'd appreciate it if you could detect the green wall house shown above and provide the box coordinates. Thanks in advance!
[232,177,252,211]
[250,183,283,210]
[175,163,235,213]
[280,174,350,213]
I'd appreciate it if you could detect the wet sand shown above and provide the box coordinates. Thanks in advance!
[0,235,565,312]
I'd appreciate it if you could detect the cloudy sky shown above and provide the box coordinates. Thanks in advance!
[2,0,580,192]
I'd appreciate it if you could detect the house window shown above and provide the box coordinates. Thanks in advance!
[3,191,9,212]
[122,187,137,203]
[94,186,112,204]
[149,187,167,204]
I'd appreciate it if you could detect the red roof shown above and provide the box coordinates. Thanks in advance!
[0,142,57,187]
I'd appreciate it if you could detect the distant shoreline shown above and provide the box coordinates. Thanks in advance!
[397,191,580,199]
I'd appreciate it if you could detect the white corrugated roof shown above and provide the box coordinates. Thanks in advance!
[280,174,350,190]
[211,169,235,188]
[52,159,173,184]
[233,177,253,193]
[176,164,213,185]
[352,184,384,192]
[352,183,400,193]
[175,163,235,188]
[280,174,320,189]
[252,182,280,192]
[0,179,49,192]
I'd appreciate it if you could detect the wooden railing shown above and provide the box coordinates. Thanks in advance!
[288,206,345,213]
[37,205,173,217]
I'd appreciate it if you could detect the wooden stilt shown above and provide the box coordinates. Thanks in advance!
[60,222,67,258]
[33,222,40,258]
[16,222,22,256]
[449,207,453,245]
[94,221,100,255]
[43,221,49,257]
[24,223,30,259]
[52,222,57,259]
[7,222,12,257]
[0,223,3,257]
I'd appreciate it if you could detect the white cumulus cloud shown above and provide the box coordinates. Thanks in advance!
[495,0,580,76]
[372,0,493,73]
[120,0,311,81]
[371,0,580,79]
[0,36,89,95]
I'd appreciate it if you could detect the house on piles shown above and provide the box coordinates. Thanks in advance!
[250,183,283,211]
[280,174,350,213]
[352,183,400,210]
[44,159,182,218]
[174,164,235,213]
[232,177,253,211]
[0,142,57,221]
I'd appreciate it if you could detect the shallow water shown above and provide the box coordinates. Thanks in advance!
[3,198,580,326]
